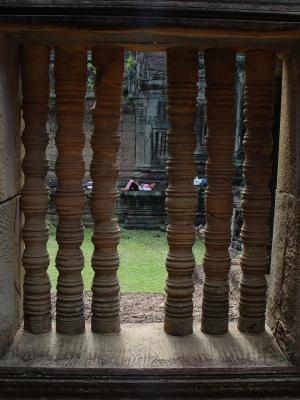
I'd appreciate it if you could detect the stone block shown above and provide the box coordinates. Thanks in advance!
[268,192,293,317]
[268,192,300,364]
[0,33,21,202]
[120,191,166,230]
[0,197,22,356]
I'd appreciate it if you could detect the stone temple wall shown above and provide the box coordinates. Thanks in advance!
[267,49,300,365]
[46,51,246,188]
[45,51,246,232]
[0,33,22,357]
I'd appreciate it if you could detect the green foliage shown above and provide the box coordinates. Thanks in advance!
[124,54,136,72]
[87,62,96,90]
[233,158,244,169]
[47,227,205,294]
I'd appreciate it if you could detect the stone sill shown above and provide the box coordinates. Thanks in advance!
[0,322,300,398]
[0,322,291,369]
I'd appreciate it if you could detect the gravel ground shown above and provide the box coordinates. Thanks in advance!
[51,260,241,323]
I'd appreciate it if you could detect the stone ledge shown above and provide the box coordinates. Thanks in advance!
[0,363,299,399]
[1,322,299,399]
[0,322,291,369]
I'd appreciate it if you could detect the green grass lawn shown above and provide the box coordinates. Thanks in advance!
[48,226,205,294]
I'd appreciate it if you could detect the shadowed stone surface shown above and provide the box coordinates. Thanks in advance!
[0,33,22,357]
[0,34,21,203]
[0,198,22,357]
[267,46,300,366]
[0,322,291,369]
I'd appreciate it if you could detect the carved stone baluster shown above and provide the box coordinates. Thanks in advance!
[164,47,198,336]
[21,44,51,334]
[90,46,124,333]
[201,49,236,335]
[55,45,86,335]
[238,50,276,333]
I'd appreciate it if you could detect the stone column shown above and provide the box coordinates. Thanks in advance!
[21,44,51,334]
[55,45,86,335]
[91,46,123,333]
[201,49,236,335]
[267,47,300,365]
[164,47,198,336]
[238,50,276,334]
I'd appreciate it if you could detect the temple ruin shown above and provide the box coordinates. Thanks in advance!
[0,1,299,398]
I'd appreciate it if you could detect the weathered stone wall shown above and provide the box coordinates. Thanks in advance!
[46,51,245,187]
[46,51,246,232]
[0,33,22,356]
[267,47,300,365]
[129,52,168,185]
[118,103,136,180]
